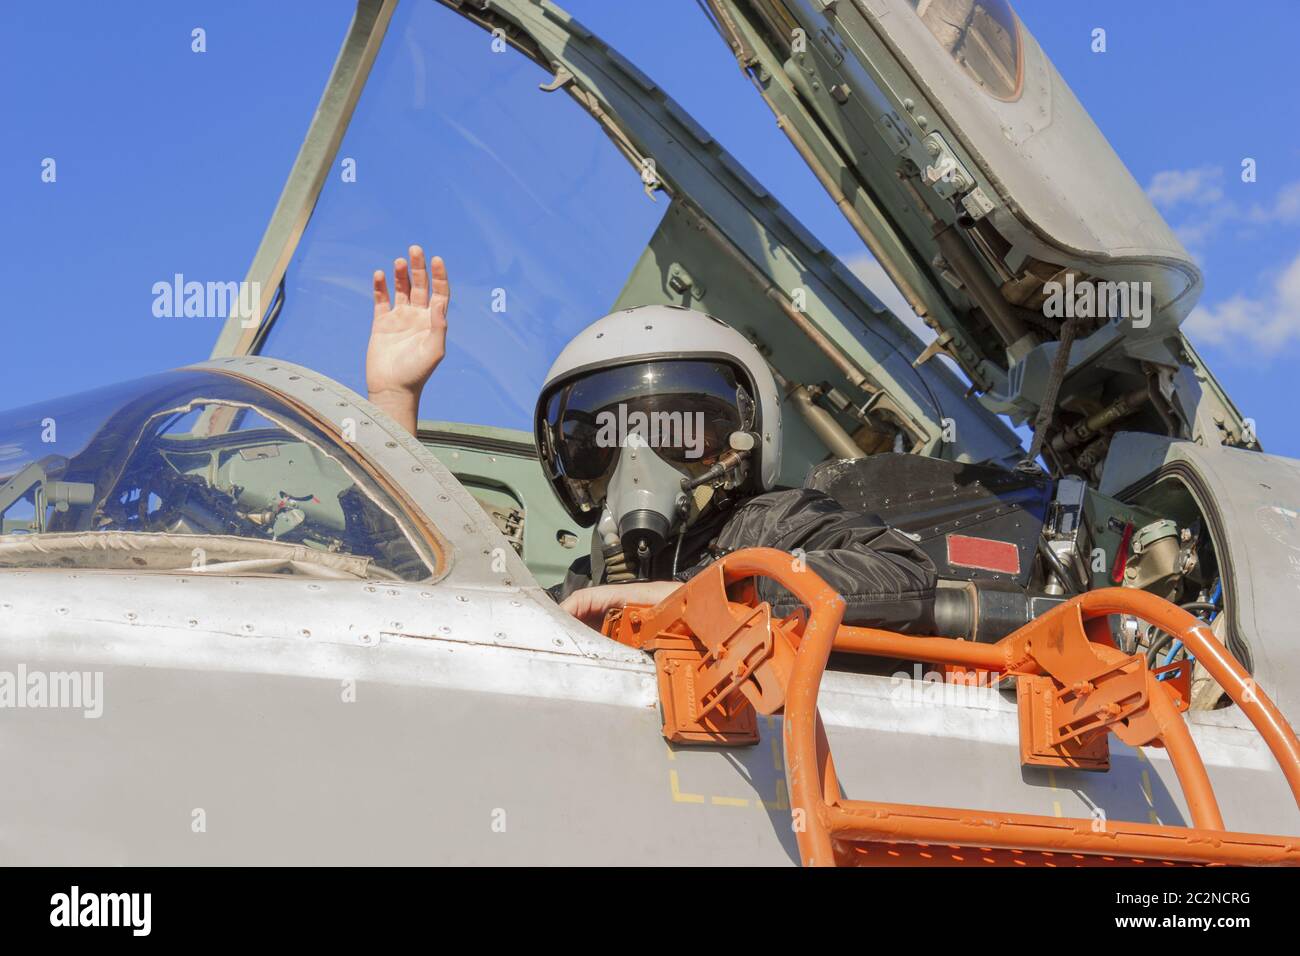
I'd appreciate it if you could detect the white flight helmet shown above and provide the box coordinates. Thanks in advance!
[535,305,782,569]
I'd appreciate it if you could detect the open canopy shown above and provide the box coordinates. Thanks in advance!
[209,0,1253,484]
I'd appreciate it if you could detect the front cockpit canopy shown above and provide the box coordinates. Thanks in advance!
[0,370,432,580]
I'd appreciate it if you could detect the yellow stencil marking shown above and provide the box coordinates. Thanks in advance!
[759,717,780,770]
[1141,768,1159,822]
[664,717,790,811]
[669,770,704,804]
[1134,748,1158,822]
[711,795,750,808]
[760,779,790,812]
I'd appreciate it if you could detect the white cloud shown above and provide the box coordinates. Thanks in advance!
[1184,250,1300,354]
[1146,167,1300,253]
[1147,166,1224,208]
[1247,179,1300,225]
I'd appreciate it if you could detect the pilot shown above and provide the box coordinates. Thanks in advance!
[365,246,945,632]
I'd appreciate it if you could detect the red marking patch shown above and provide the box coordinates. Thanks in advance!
[946,534,1020,575]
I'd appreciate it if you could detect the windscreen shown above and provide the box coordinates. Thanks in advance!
[258,0,666,432]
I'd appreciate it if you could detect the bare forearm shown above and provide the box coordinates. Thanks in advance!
[369,388,420,436]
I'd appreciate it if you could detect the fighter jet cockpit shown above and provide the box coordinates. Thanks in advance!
[210,0,1020,587]
[7,0,1300,870]
[0,0,1278,713]
[0,371,436,581]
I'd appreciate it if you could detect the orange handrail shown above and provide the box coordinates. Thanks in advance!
[604,547,1300,866]
[1075,589,1300,807]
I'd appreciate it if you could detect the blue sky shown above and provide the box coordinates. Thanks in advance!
[4,1,1299,453]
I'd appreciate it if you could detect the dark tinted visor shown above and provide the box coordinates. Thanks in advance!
[541,360,755,483]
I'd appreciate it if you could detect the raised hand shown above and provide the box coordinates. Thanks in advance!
[366,245,450,435]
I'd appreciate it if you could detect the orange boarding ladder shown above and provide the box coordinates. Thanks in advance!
[602,547,1300,867]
